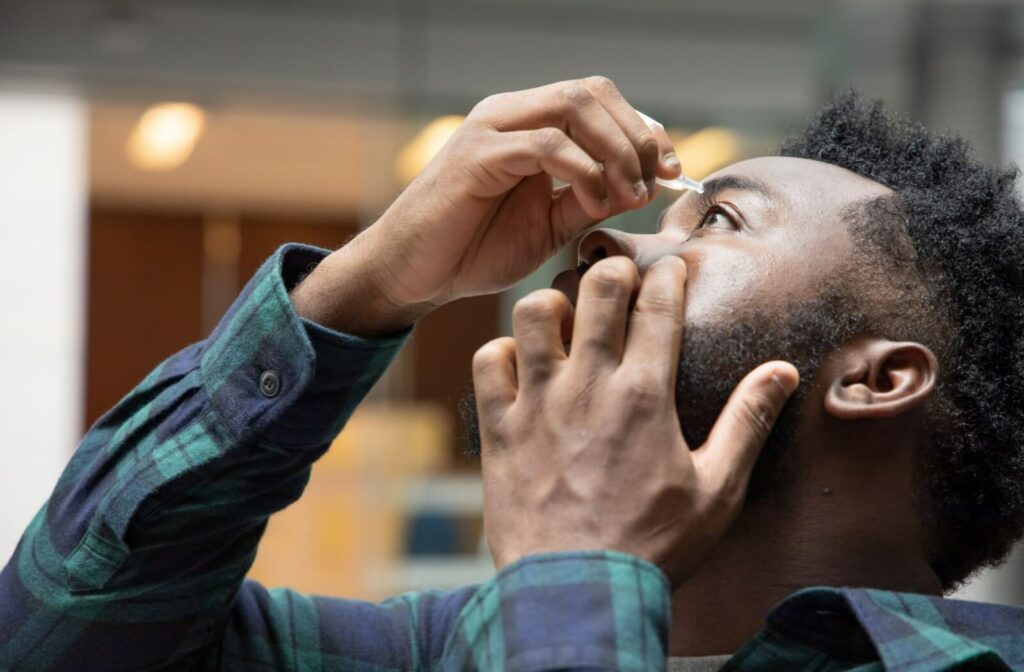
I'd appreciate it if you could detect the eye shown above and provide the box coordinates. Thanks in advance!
[697,206,735,230]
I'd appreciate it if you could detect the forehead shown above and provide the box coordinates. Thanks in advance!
[703,156,892,214]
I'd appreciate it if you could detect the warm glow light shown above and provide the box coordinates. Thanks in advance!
[394,116,737,186]
[126,102,205,171]
[395,115,465,184]
[667,127,742,180]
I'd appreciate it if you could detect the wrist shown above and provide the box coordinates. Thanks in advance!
[290,235,435,337]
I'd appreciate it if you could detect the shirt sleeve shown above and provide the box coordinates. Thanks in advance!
[441,551,671,671]
[218,551,670,672]
[0,244,408,671]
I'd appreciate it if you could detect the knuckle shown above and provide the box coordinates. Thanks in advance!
[582,161,604,184]
[472,92,506,115]
[472,341,506,372]
[634,292,681,320]
[714,481,745,512]
[531,127,567,155]
[514,290,564,323]
[584,75,618,96]
[583,257,635,292]
[615,140,637,163]
[625,374,664,413]
[737,395,775,439]
[636,132,660,163]
[560,83,596,108]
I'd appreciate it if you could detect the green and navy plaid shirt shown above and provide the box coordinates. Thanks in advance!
[1,244,1022,672]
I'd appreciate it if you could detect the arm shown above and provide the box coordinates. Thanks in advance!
[0,244,409,671]
[0,242,673,672]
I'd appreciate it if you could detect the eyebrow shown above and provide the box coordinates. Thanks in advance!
[697,174,779,204]
[657,173,780,232]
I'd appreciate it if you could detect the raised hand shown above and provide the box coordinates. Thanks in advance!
[292,77,680,336]
[473,256,799,587]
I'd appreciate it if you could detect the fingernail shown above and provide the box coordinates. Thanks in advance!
[771,370,799,395]
[632,180,648,201]
[663,152,680,169]
[600,197,611,212]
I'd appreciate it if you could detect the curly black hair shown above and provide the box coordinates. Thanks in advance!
[781,92,1024,590]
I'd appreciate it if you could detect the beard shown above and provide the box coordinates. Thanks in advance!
[460,285,866,502]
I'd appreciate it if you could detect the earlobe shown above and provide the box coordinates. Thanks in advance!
[824,339,939,420]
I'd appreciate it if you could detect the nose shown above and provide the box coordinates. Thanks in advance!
[577,229,637,266]
[577,228,688,275]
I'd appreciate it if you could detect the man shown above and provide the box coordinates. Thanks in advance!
[1,77,1022,671]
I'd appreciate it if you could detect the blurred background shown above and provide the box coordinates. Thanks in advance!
[1,0,1022,605]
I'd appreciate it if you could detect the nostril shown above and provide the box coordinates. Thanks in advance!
[578,229,635,266]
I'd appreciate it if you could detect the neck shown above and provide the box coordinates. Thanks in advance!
[668,483,942,656]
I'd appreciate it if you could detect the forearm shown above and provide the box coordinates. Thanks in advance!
[290,227,437,337]
[0,244,408,672]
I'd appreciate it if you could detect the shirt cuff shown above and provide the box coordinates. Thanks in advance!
[449,551,671,672]
[201,243,410,449]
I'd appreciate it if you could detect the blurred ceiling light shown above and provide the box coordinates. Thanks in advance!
[395,115,464,184]
[666,127,742,180]
[126,102,206,172]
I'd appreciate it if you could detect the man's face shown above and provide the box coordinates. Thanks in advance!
[578,156,892,328]
[466,157,893,493]
[606,157,892,489]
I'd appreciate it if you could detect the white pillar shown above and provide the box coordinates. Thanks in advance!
[0,87,87,565]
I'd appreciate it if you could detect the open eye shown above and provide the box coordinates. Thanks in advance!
[697,206,735,230]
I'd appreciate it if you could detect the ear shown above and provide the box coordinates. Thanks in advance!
[824,339,939,420]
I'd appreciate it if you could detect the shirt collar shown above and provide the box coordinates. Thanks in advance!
[763,587,1024,670]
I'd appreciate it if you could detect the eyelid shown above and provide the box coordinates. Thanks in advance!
[656,194,743,234]
[697,202,741,231]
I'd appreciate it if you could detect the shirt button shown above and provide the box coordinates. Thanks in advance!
[259,370,280,398]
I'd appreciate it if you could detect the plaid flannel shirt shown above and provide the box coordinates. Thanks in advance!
[0,244,1021,672]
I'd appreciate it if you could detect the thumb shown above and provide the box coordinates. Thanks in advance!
[693,361,800,494]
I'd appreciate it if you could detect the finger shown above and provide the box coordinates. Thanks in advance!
[512,289,573,388]
[621,256,686,388]
[493,128,609,218]
[472,337,518,415]
[570,256,641,370]
[633,110,682,179]
[550,186,602,245]
[475,79,649,209]
[582,76,660,197]
[692,361,800,493]
[650,123,682,179]
[554,82,647,209]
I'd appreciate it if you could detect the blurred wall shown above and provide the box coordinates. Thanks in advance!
[0,88,86,564]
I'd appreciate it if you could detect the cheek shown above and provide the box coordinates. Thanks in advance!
[681,247,783,327]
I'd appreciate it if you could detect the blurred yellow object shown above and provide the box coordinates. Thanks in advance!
[395,115,464,184]
[667,127,742,180]
[247,403,453,600]
[125,102,205,171]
